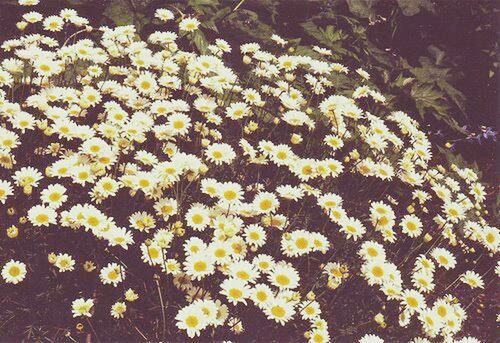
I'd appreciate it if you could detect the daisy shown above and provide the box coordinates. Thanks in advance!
[250,283,273,308]
[400,214,423,237]
[129,211,156,232]
[184,252,215,281]
[43,15,64,31]
[0,179,13,204]
[442,202,465,223]
[185,204,211,231]
[54,253,75,272]
[264,297,295,325]
[40,184,68,208]
[175,304,207,338]
[283,230,313,257]
[460,270,484,289]
[275,184,304,201]
[162,258,181,275]
[71,298,94,318]
[184,237,207,255]
[253,254,275,273]
[111,302,127,319]
[155,8,174,21]
[28,205,58,227]
[125,289,139,302]
[220,278,251,305]
[1,260,27,284]
[481,226,499,252]
[431,248,457,270]
[362,260,389,286]
[13,166,43,187]
[411,270,435,293]
[208,240,232,264]
[205,143,236,165]
[300,300,321,321]
[244,224,267,248]
[99,262,125,287]
[229,260,260,284]
[400,289,426,314]
[141,242,164,265]
[418,308,442,338]
[252,192,279,214]
[309,328,330,343]
[317,192,343,211]
[179,17,200,32]
[358,241,386,261]
[218,182,243,205]
[226,102,250,120]
[339,217,366,241]
[268,264,300,290]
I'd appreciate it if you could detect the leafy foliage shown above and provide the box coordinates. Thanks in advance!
[33,0,494,138]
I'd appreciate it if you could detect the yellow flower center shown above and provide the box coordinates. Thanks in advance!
[276,274,290,286]
[271,305,285,318]
[9,266,20,277]
[193,261,207,272]
[229,288,242,299]
[185,315,199,328]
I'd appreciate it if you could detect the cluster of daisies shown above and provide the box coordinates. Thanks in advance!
[0,0,497,341]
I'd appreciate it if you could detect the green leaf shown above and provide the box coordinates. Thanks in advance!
[410,83,465,133]
[410,57,450,83]
[192,30,208,54]
[396,0,434,16]
[346,0,380,18]
[410,83,445,117]
[225,10,274,41]
[437,80,467,114]
[437,146,482,179]
[103,0,134,26]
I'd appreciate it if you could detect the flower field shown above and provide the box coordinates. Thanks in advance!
[0,1,498,342]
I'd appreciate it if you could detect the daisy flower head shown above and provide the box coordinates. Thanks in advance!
[0,179,13,204]
[340,217,366,241]
[220,277,251,305]
[268,263,300,290]
[111,302,127,319]
[431,248,457,270]
[205,143,236,165]
[99,262,125,287]
[184,252,215,281]
[71,298,94,318]
[28,205,58,227]
[175,304,208,338]
[264,297,295,325]
[2,260,27,284]
[179,17,200,32]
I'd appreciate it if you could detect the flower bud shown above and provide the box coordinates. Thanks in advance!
[374,313,385,325]
[201,138,210,147]
[23,185,32,195]
[285,73,295,82]
[48,252,57,264]
[16,21,28,30]
[83,261,96,272]
[290,133,302,145]
[7,225,18,238]
[424,233,433,242]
